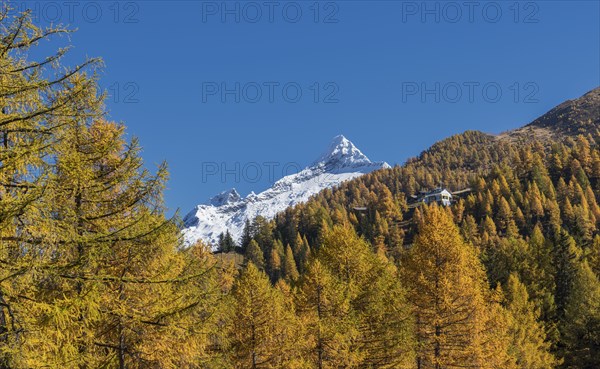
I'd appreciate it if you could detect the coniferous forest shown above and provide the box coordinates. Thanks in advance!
[1,9,599,369]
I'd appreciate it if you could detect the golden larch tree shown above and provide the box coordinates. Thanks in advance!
[403,205,515,369]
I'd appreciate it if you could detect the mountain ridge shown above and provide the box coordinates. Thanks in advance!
[499,86,600,142]
[182,135,389,248]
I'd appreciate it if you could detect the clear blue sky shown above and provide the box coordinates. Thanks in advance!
[17,0,600,216]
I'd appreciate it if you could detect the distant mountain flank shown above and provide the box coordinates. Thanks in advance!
[407,86,600,184]
[264,86,600,258]
[500,86,600,142]
[182,135,389,248]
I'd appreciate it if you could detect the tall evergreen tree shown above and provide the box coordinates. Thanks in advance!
[245,239,266,271]
[553,230,581,320]
[240,218,253,253]
[587,235,600,277]
[403,205,514,369]
[560,261,600,369]
[0,10,225,367]
[0,8,101,367]
[504,274,558,369]
[230,263,303,368]
[282,244,299,282]
[32,118,204,368]
[218,230,237,253]
[296,259,353,368]
[298,226,415,368]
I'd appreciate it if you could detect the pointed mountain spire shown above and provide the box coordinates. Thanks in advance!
[183,134,389,248]
[312,135,372,168]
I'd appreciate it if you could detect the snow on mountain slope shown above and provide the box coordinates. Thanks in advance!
[182,135,389,249]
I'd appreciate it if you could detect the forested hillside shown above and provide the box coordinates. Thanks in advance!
[242,93,600,367]
[1,9,598,369]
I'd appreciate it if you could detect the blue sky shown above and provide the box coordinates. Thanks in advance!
[17,0,600,216]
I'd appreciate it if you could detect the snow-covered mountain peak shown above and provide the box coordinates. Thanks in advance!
[207,188,241,206]
[182,135,389,249]
[312,135,372,169]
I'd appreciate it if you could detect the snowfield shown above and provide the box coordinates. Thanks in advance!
[181,135,389,249]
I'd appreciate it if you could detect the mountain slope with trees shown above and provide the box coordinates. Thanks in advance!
[240,87,600,368]
[504,87,600,142]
